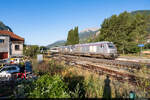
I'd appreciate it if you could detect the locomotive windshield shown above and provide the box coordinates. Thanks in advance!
[107,43,115,49]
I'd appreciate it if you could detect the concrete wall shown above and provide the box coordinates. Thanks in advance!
[0,35,10,55]
[11,42,23,56]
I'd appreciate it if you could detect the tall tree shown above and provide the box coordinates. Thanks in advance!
[66,26,79,45]
[96,11,148,54]
[74,26,79,44]
[66,29,73,45]
[23,45,40,58]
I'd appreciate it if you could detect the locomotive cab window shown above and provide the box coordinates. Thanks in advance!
[107,43,115,49]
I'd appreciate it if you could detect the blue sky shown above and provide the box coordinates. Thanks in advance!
[0,0,150,46]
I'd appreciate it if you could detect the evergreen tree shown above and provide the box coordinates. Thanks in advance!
[66,26,79,45]
[74,26,79,44]
[66,29,72,45]
[96,11,148,54]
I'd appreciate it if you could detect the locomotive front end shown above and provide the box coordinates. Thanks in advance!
[106,42,118,59]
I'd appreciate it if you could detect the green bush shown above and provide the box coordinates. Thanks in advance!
[144,43,150,49]
[29,74,70,98]
[64,75,86,98]
[32,60,66,76]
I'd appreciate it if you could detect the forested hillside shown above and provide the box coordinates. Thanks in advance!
[131,10,150,33]
[79,27,100,43]
[47,40,66,48]
[131,10,150,16]
[47,27,100,48]
[0,21,13,32]
[93,10,150,54]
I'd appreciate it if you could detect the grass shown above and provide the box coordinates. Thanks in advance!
[62,66,131,98]
[13,58,150,98]
[134,65,150,97]
[31,59,66,76]
[59,60,150,98]
[120,50,150,58]
[144,49,150,51]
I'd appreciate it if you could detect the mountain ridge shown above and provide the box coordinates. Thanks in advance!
[0,21,13,32]
[47,27,100,48]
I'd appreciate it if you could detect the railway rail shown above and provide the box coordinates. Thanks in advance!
[53,53,150,70]
[51,53,150,90]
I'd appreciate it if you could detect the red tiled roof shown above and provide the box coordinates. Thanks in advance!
[0,30,24,41]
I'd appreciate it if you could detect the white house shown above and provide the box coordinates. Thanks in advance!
[0,30,24,59]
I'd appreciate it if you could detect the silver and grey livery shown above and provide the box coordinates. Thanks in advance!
[51,41,118,59]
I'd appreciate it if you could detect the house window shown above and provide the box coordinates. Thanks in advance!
[0,39,4,43]
[15,45,20,50]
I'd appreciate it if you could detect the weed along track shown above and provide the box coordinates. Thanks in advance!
[51,53,150,90]
[53,53,150,70]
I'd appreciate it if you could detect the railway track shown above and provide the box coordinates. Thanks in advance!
[51,53,150,90]
[53,53,150,70]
